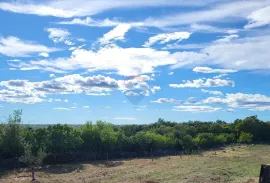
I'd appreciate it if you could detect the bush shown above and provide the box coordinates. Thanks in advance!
[238,132,253,143]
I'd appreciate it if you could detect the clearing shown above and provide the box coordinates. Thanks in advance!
[1,145,269,183]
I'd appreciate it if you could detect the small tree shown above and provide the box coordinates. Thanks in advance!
[2,110,25,158]
[21,143,46,181]
[238,132,253,143]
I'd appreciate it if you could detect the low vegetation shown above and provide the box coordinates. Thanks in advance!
[1,144,269,183]
[1,110,270,182]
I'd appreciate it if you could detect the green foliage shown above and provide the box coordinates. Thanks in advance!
[20,143,46,167]
[238,132,253,143]
[2,110,25,157]
[1,110,270,166]
[47,124,83,154]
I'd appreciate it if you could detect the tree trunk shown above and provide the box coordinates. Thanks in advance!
[31,167,36,181]
[259,164,270,183]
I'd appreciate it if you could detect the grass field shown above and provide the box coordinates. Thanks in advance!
[1,145,269,183]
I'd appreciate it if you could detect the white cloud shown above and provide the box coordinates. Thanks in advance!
[58,17,122,27]
[213,74,228,79]
[49,74,56,78]
[99,24,131,45]
[151,98,184,104]
[55,99,62,102]
[39,52,49,57]
[168,72,174,75]
[70,106,76,109]
[0,89,44,104]
[104,106,111,109]
[215,34,239,43]
[0,0,214,18]
[143,32,191,47]
[193,67,237,74]
[45,28,71,43]
[190,23,231,33]
[173,105,221,112]
[53,107,71,110]
[151,97,197,104]
[113,117,138,120]
[86,93,111,96]
[200,96,228,105]
[201,93,270,111]
[170,51,208,69]
[83,106,89,109]
[13,45,177,76]
[0,74,125,104]
[0,36,58,57]
[64,40,74,46]
[151,86,161,94]
[64,99,68,103]
[143,1,270,27]
[169,78,235,88]
[48,98,53,102]
[201,89,223,96]
[171,34,270,71]
[8,59,20,62]
[245,6,270,29]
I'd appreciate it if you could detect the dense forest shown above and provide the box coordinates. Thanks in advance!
[1,110,270,170]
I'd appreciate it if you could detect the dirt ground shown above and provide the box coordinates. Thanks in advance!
[1,145,268,183]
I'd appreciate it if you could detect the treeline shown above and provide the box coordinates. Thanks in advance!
[1,110,270,167]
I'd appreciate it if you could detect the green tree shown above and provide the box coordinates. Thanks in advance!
[20,143,46,181]
[238,132,253,143]
[2,110,25,157]
[47,124,83,154]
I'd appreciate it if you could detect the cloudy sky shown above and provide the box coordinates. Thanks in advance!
[1,0,270,124]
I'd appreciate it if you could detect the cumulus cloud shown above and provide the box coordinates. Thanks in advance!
[45,28,71,44]
[12,45,177,76]
[150,86,161,94]
[245,6,270,29]
[169,78,235,88]
[168,72,174,75]
[39,52,49,57]
[173,105,221,112]
[83,106,89,109]
[201,89,223,96]
[143,32,191,47]
[193,67,237,74]
[201,93,270,111]
[0,36,58,57]
[0,74,157,104]
[49,74,56,78]
[99,24,131,45]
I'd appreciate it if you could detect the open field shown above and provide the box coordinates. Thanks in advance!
[1,145,269,183]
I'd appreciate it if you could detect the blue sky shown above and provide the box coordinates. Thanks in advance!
[1,0,270,124]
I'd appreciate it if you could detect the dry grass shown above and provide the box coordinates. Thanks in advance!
[1,145,269,183]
